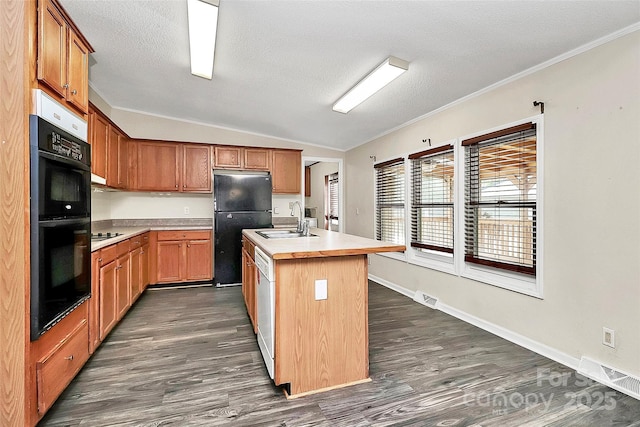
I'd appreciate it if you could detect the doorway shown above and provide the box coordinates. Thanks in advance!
[302,157,344,233]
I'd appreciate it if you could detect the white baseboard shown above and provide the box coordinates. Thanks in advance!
[369,274,580,370]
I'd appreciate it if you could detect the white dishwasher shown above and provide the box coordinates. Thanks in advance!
[254,246,275,379]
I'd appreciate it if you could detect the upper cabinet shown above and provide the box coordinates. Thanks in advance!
[106,126,128,189]
[271,149,302,194]
[213,146,271,171]
[134,141,211,193]
[88,104,108,180]
[213,146,242,169]
[37,0,93,115]
[183,144,212,192]
[244,148,271,171]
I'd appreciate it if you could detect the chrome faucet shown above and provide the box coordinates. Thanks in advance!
[291,201,304,233]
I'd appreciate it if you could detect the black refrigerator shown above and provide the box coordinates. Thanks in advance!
[214,171,272,286]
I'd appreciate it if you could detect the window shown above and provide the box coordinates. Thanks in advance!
[463,123,537,276]
[409,145,454,254]
[374,158,405,244]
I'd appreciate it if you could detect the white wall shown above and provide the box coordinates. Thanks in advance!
[88,92,344,221]
[345,31,640,376]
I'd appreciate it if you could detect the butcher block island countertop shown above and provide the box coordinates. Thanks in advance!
[242,227,405,259]
[242,228,405,398]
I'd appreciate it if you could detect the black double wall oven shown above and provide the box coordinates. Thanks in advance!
[30,115,91,340]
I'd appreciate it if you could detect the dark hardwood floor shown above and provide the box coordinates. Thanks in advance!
[40,282,640,426]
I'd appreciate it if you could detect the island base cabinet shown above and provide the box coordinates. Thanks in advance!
[274,255,369,397]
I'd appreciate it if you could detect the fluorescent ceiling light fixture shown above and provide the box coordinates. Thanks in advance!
[333,56,409,114]
[187,0,219,79]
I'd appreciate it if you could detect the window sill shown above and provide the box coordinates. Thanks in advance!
[461,263,542,299]
[407,249,455,275]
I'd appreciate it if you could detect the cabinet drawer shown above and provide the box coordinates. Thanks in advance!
[157,230,211,241]
[36,320,89,415]
[116,239,130,256]
[243,238,255,260]
[129,234,144,249]
[100,244,117,265]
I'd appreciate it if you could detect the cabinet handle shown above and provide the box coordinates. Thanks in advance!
[175,184,178,188]
[64,355,74,361]
[134,241,140,244]
[187,244,191,248]
[63,83,69,89]
[98,257,103,263]
[71,89,77,95]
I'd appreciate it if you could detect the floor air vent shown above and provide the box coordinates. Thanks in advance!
[413,291,438,309]
[578,357,640,399]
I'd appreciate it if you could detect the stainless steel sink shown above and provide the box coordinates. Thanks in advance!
[256,230,317,239]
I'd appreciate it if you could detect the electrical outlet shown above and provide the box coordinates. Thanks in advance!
[274,206,280,214]
[603,327,615,348]
[289,202,294,209]
[184,206,190,215]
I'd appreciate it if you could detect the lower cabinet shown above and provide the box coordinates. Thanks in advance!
[241,239,257,332]
[156,230,212,283]
[98,258,117,341]
[115,250,131,320]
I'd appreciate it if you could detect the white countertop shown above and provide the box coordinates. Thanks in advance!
[243,228,405,260]
[91,225,213,252]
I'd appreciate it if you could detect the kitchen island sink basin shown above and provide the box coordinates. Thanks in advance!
[256,230,317,239]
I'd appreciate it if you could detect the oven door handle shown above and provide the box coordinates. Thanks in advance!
[38,217,90,227]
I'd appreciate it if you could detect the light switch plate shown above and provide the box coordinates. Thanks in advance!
[315,279,327,300]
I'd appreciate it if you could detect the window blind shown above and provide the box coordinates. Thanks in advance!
[375,158,405,244]
[464,123,537,275]
[409,145,454,254]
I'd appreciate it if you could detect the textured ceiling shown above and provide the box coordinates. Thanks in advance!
[59,0,640,151]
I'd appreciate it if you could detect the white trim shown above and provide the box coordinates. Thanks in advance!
[301,156,345,233]
[376,251,407,263]
[369,275,580,371]
[345,23,640,151]
[406,249,455,276]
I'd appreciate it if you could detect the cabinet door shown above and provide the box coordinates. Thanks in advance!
[118,136,129,189]
[241,248,249,303]
[157,241,183,283]
[89,252,101,354]
[272,149,301,194]
[136,142,181,191]
[214,146,242,169]
[116,254,130,319]
[183,145,211,192]
[66,30,89,112]
[106,126,119,188]
[141,243,150,289]
[244,148,271,171]
[304,166,311,197]
[129,247,142,304]
[90,109,108,179]
[37,0,67,98]
[99,261,117,341]
[185,239,212,281]
[247,255,257,332]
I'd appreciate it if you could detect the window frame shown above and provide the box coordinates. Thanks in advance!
[456,115,544,298]
[407,141,458,274]
[373,157,407,261]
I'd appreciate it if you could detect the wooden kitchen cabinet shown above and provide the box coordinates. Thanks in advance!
[244,148,271,171]
[134,141,211,193]
[214,146,243,169]
[241,246,258,332]
[156,230,212,284]
[88,105,108,180]
[271,149,302,194]
[115,241,131,320]
[305,166,311,197]
[183,144,212,192]
[129,247,142,304]
[37,0,93,114]
[98,258,117,341]
[107,126,128,189]
[136,141,181,191]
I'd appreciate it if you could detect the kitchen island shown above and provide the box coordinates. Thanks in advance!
[242,228,405,398]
